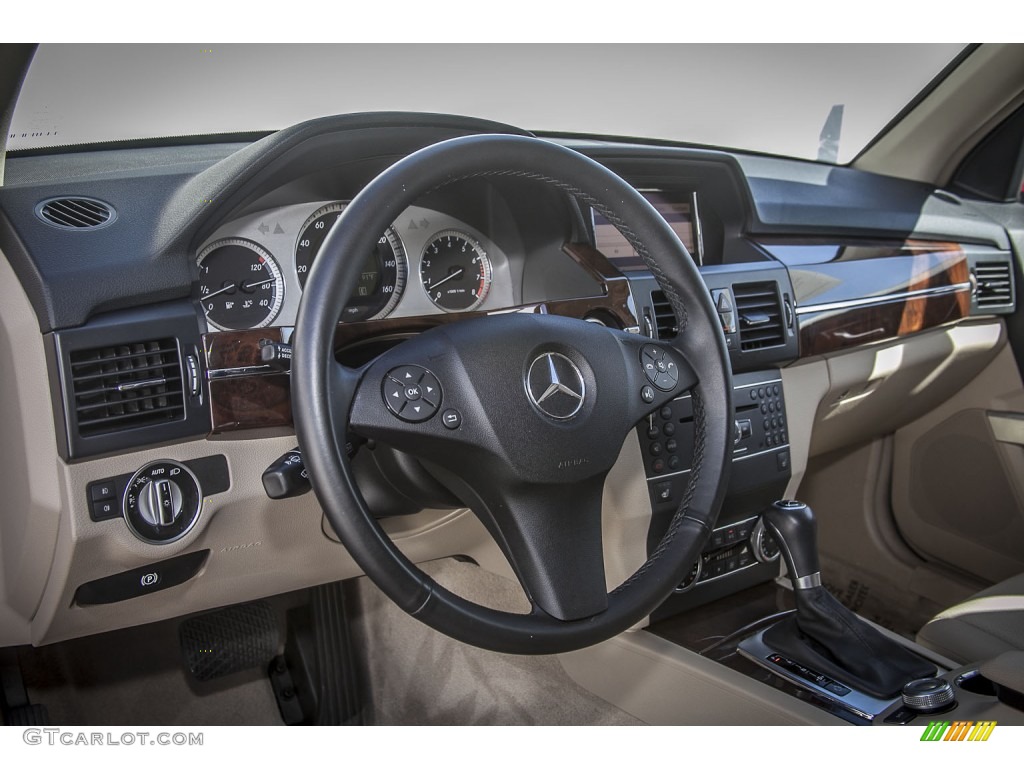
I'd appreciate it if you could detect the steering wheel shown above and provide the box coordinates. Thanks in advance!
[292,134,733,654]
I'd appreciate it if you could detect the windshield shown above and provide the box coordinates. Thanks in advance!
[9,43,965,163]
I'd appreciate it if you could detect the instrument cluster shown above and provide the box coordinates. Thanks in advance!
[196,201,515,331]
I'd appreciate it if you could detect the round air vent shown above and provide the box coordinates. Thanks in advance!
[35,197,116,230]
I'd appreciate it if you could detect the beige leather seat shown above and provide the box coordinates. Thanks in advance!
[916,574,1024,665]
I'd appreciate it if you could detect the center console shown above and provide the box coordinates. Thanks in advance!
[648,500,1024,727]
[639,371,791,615]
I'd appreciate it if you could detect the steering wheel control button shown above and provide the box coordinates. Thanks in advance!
[383,365,442,422]
[123,460,202,544]
[640,385,655,403]
[638,345,680,391]
[441,409,462,430]
[419,372,441,401]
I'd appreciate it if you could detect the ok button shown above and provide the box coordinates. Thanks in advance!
[405,385,422,401]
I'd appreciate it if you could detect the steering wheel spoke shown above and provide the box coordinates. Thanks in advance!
[426,466,610,621]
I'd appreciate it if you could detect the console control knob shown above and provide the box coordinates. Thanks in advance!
[124,460,202,544]
[750,517,781,563]
[901,677,955,712]
[674,556,702,593]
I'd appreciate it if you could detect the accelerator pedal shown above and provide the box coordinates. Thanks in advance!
[179,601,279,682]
[269,581,364,725]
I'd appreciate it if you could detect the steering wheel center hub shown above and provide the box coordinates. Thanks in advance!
[525,351,586,420]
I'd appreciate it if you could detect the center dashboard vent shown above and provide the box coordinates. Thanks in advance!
[650,290,679,340]
[972,261,1014,310]
[36,197,116,230]
[68,339,185,438]
[734,281,784,351]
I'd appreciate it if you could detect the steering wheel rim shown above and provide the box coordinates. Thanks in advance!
[293,134,733,654]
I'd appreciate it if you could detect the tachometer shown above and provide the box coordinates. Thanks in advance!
[419,230,492,312]
[197,239,284,330]
[295,202,407,322]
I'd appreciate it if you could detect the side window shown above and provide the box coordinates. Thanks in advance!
[951,106,1024,203]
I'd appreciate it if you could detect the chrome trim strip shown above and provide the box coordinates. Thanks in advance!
[737,630,890,722]
[793,572,822,590]
[668,378,782,404]
[794,282,971,316]
[647,467,692,482]
[733,444,788,463]
[691,191,705,268]
[117,377,168,392]
[206,365,277,380]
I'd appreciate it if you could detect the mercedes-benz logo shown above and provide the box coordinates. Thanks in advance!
[526,352,586,420]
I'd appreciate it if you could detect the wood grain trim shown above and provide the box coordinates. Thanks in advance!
[205,327,282,370]
[204,243,636,433]
[799,245,969,357]
[209,374,292,432]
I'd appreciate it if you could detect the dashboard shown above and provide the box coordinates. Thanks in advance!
[0,112,1019,649]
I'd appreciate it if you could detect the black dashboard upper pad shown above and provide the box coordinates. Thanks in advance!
[0,112,1014,335]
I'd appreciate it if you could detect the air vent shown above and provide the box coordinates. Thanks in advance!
[68,339,184,438]
[972,261,1014,309]
[36,197,115,230]
[650,290,678,340]
[734,282,784,351]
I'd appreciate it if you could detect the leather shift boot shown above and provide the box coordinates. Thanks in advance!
[763,586,935,699]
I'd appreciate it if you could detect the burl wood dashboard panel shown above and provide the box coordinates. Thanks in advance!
[778,241,971,358]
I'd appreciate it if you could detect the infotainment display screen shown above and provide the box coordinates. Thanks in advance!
[593,190,702,268]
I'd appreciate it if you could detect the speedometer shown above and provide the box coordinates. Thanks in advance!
[295,202,407,322]
[197,239,284,330]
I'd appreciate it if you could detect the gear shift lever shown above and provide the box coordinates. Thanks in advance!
[762,500,821,590]
[761,499,936,699]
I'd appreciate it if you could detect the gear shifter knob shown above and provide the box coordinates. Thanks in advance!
[762,499,822,590]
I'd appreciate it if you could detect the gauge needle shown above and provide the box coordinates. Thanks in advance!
[427,268,464,291]
[242,278,275,291]
[203,282,238,300]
